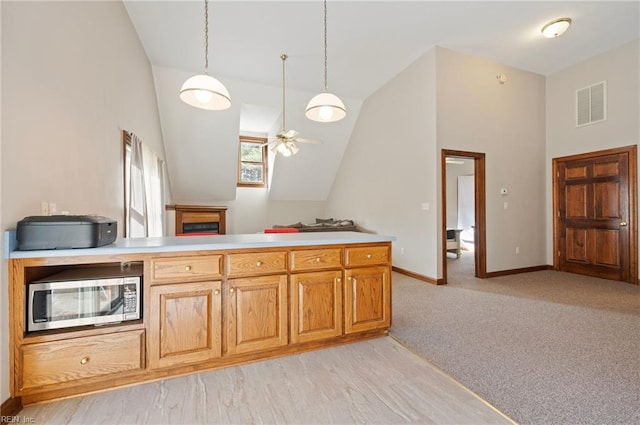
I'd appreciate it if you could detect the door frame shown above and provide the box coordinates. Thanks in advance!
[441,149,487,283]
[552,145,637,283]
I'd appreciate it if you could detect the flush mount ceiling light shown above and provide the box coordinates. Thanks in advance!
[305,0,346,123]
[541,17,572,38]
[179,0,231,110]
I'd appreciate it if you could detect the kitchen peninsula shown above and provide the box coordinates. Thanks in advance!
[8,231,394,406]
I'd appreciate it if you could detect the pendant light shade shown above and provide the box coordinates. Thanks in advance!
[305,92,346,122]
[180,0,231,110]
[306,0,346,123]
[180,75,231,110]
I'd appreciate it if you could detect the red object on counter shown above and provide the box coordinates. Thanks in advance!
[264,228,300,233]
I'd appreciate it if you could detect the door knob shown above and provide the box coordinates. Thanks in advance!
[620,221,628,227]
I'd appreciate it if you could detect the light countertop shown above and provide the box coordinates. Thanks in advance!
[8,231,395,259]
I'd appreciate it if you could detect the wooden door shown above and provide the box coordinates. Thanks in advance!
[555,146,636,282]
[344,266,391,334]
[290,271,343,343]
[227,275,288,355]
[149,281,222,369]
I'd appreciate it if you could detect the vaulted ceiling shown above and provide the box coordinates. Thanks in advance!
[123,1,639,202]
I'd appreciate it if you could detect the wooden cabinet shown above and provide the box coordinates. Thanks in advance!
[148,281,222,369]
[20,330,144,391]
[344,266,391,334]
[151,254,223,283]
[227,275,288,355]
[290,270,343,343]
[9,240,391,405]
[227,251,287,277]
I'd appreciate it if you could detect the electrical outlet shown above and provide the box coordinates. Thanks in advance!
[400,247,405,255]
[40,201,49,216]
[49,203,57,214]
[515,246,520,255]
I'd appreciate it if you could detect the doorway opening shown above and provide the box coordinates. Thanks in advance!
[441,149,487,284]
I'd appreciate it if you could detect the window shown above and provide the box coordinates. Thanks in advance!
[238,136,268,187]
[123,131,165,237]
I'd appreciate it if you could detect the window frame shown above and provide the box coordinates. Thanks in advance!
[237,136,268,188]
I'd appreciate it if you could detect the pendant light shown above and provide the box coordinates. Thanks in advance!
[179,0,231,110]
[305,0,346,123]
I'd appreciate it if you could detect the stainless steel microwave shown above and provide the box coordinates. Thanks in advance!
[27,266,141,332]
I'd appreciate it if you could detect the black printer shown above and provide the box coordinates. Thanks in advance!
[17,215,117,250]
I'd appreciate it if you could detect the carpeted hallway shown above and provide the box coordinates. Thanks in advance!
[390,253,640,425]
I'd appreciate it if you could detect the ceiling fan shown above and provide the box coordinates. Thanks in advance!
[265,54,321,157]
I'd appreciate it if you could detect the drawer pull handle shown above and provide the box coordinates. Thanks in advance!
[80,356,90,365]
[256,261,263,267]
[185,265,192,271]
[316,257,321,262]
[230,287,235,294]
[366,254,372,259]
[214,289,220,295]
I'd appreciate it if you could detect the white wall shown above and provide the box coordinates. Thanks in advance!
[545,39,640,271]
[1,1,165,403]
[436,47,547,273]
[168,189,326,235]
[326,49,438,278]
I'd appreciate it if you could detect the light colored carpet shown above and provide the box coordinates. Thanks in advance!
[390,254,640,425]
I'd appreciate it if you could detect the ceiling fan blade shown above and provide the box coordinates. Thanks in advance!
[296,137,322,145]
[283,129,298,139]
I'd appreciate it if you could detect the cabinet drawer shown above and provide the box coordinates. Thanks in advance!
[345,245,390,266]
[20,330,144,391]
[151,255,223,282]
[227,251,287,277]
[290,248,342,272]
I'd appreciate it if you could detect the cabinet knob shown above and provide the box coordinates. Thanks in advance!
[80,356,90,365]
[185,265,192,272]
[347,276,352,281]
[256,261,263,267]
[230,287,235,294]
[316,257,321,263]
[214,289,220,295]
[337,278,342,282]
[366,254,372,259]
[620,221,628,227]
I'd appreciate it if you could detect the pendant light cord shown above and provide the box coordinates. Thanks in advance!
[281,54,287,130]
[323,0,328,92]
[204,0,209,74]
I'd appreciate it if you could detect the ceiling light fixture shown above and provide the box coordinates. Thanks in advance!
[305,0,346,123]
[179,0,231,110]
[541,17,572,38]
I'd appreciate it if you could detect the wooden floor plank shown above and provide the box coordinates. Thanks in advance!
[20,337,515,424]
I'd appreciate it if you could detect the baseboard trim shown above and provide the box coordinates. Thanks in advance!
[484,265,551,278]
[1,397,23,423]
[392,266,444,285]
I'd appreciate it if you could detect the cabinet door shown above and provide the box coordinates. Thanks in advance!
[227,275,288,355]
[344,266,391,334]
[290,271,343,344]
[149,281,222,369]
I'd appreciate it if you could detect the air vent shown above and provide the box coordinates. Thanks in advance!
[576,81,607,127]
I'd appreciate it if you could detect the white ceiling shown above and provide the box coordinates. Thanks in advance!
[122,1,639,203]
[124,1,639,100]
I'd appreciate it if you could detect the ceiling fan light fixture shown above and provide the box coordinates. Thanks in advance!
[180,74,231,110]
[541,17,572,38]
[180,0,231,110]
[305,92,346,123]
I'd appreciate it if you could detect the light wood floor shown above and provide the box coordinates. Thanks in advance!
[20,337,515,424]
